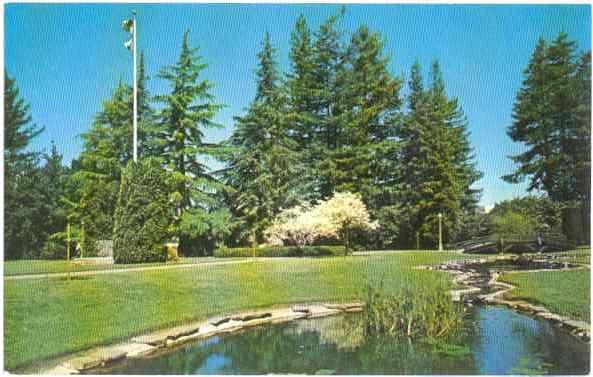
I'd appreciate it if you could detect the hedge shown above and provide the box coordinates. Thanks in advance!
[113,159,175,264]
[214,245,346,258]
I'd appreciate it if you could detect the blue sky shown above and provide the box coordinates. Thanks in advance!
[5,4,591,208]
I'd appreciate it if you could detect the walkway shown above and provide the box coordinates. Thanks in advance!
[5,259,253,281]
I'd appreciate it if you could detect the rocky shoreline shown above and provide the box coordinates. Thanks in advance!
[426,255,591,343]
[39,303,363,375]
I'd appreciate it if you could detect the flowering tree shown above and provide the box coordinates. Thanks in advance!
[318,192,378,250]
[264,192,377,252]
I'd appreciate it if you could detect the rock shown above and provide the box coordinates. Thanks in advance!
[270,308,307,324]
[231,312,272,322]
[44,364,80,375]
[563,319,591,331]
[291,305,311,313]
[208,316,231,326]
[307,305,341,318]
[119,343,155,358]
[344,307,363,313]
[216,319,244,333]
[322,303,363,311]
[131,333,169,347]
[91,347,127,364]
[65,356,102,371]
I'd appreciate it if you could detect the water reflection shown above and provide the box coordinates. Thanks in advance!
[93,306,589,375]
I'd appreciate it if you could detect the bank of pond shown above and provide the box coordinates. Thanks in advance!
[89,305,588,375]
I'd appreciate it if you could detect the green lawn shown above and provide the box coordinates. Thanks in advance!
[546,247,591,266]
[4,252,470,370]
[3,257,242,276]
[499,268,590,322]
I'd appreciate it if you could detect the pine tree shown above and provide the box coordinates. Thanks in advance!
[311,9,349,199]
[4,72,47,259]
[155,30,230,255]
[397,61,481,248]
[504,33,591,242]
[226,33,301,244]
[66,53,155,245]
[334,25,402,206]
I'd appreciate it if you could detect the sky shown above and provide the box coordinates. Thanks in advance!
[4,3,591,209]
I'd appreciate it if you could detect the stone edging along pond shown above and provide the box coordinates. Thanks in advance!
[40,303,363,375]
[422,255,591,344]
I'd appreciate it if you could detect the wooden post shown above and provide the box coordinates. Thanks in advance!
[66,223,71,261]
[81,222,85,259]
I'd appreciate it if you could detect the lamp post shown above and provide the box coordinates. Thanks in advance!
[438,213,443,251]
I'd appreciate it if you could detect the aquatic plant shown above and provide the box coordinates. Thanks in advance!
[359,282,465,340]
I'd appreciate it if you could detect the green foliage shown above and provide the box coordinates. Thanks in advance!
[490,210,538,240]
[153,31,231,255]
[213,245,346,258]
[505,34,590,203]
[359,282,464,340]
[65,55,154,243]
[225,33,302,244]
[504,33,591,242]
[395,61,482,248]
[4,72,71,260]
[112,159,175,264]
[40,233,67,260]
[489,196,563,235]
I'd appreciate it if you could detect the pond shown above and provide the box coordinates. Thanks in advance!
[90,305,589,375]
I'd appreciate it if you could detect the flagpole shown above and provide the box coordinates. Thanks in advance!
[132,12,138,162]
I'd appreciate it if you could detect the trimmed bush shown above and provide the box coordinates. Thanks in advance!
[214,245,346,258]
[113,159,175,264]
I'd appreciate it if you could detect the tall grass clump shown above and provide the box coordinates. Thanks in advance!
[359,282,465,340]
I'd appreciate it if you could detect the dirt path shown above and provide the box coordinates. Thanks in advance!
[4,259,254,281]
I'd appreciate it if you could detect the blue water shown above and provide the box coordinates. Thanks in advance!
[93,306,590,375]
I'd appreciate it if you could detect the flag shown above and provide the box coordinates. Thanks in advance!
[124,39,133,51]
[122,19,134,33]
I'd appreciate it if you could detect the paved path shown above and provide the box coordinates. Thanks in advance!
[5,259,254,281]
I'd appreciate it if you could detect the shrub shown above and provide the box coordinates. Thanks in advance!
[264,192,377,251]
[40,234,67,260]
[213,245,345,258]
[112,159,175,264]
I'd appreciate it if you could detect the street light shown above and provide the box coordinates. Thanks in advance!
[438,213,443,251]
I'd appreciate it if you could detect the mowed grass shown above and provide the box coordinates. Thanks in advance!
[499,268,590,322]
[3,257,242,276]
[4,252,470,370]
[546,247,591,266]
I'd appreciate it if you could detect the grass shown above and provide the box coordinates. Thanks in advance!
[3,257,244,276]
[4,251,472,370]
[545,247,591,266]
[498,268,590,322]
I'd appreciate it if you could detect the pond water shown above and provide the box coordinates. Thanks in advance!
[92,305,589,375]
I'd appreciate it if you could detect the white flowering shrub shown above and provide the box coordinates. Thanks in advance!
[264,192,377,251]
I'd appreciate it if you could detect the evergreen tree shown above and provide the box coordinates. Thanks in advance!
[226,33,301,244]
[396,61,481,248]
[4,72,47,259]
[311,9,349,199]
[504,33,591,242]
[66,54,154,245]
[155,30,230,255]
[334,25,402,206]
